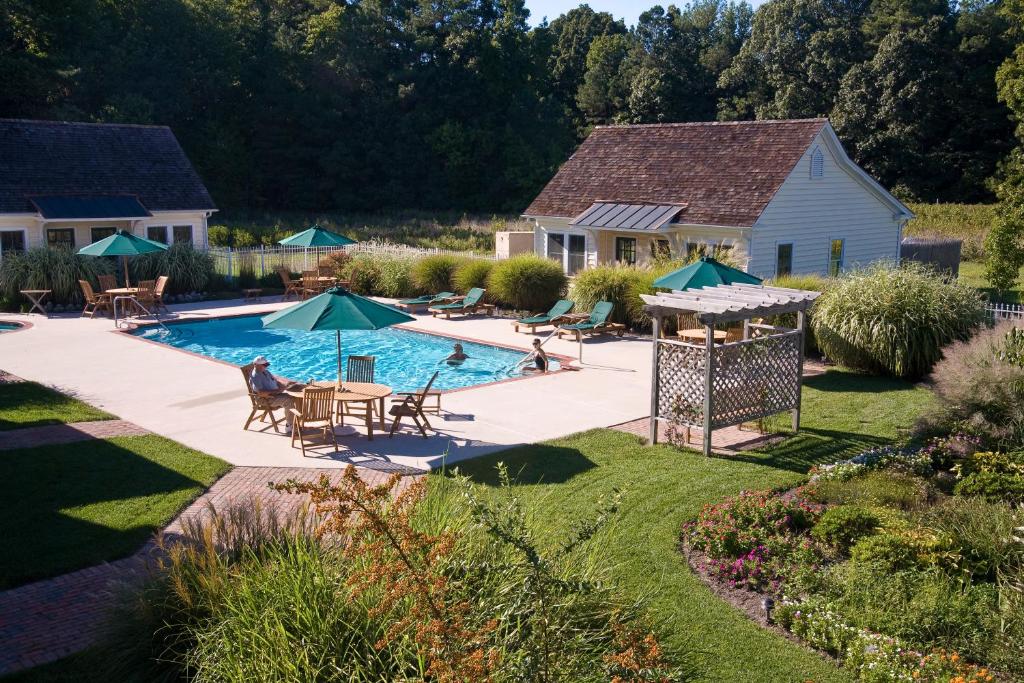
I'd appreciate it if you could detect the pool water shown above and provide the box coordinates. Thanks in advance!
[0,323,21,332]
[133,315,557,392]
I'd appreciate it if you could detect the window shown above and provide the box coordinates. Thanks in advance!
[547,233,565,263]
[567,234,586,275]
[810,147,824,179]
[0,230,26,255]
[173,225,193,244]
[829,239,845,276]
[90,227,116,243]
[147,226,168,244]
[651,239,671,260]
[46,228,75,249]
[615,236,637,265]
[776,243,793,277]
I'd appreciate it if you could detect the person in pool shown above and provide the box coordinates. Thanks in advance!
[521,338,549,373]
[446,343,469,365]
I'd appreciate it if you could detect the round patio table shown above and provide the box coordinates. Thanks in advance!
[288,381,393,440]
[19,289,51,317]
[676,328,727,344]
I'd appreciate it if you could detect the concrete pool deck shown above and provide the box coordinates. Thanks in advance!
[0,298,653,471]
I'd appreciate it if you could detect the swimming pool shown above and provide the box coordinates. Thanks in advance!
[132,315,558,392]
[0,322,23,333]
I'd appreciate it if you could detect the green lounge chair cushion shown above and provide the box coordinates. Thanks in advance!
[517,299,574,325]
[432,288,485,311]
[399,291,455,305]
[560,301,613,330]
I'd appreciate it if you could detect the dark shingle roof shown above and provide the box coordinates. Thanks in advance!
[524,119,827,227]
[0,119,216,214]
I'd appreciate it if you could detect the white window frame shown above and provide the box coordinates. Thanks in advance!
[0,227,28,257]
[776,242,794,277]
[171,224,195,245]
[545,229,588,274]
[828,238,845,276]
[89,226,117,243]
[146,224,170,244]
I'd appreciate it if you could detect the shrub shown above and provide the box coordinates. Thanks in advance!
[810,262,985,378]
[0,247,114,304]
[344,253,382,295]
[685,490,820,559]
[452,258,494,294]
[487,254,567,311]
[765,273,833,355]
[807,471,935,510]
[568,262,672,328]
[921,322,1024,450]
[373,256,416,298]
[206,224,231,247]
[811,506,880,553]
[850,533,922,572]
[411,254,460,293]
[131,243,214,294]
[920,497,1024,581]
[954,471,1024,504]
[317,250,352,279]
[953,450,1024,478]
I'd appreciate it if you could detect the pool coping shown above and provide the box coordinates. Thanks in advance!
[115,309,576,395]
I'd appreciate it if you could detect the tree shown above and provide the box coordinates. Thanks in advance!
[577,33,636,124]
[545,4,626,123]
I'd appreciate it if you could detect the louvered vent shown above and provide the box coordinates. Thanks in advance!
[810,147,824,179]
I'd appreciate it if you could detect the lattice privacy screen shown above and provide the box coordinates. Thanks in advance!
[655,331,802,430]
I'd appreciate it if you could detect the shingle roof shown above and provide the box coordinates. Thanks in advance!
[524,119,828,227]
[0,119,216,214]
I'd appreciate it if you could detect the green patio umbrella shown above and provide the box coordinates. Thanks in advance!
[77,230,168,287]
[652,255,763,291]
[261,287,414,383]
[278,225,356,248]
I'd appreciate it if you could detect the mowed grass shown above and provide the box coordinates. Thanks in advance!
[959,259,1024,303]
[0,381,113,430]
[441,369,932,682]
[0,435,229,589]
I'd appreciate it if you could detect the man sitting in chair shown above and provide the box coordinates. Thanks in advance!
[249,356,301,432]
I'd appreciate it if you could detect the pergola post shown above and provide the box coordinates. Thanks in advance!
[649,315,661,445]
[791,309,806,431]
[702,321,715,456]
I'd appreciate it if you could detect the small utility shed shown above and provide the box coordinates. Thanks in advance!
[523,119,913,279]
[641,284,820,456]
[0,119,216,258]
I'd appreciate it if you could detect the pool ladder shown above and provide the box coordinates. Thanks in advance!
[113,295,171,334]
[508,328,559,374]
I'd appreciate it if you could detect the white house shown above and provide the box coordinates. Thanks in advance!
[522,119,912,279]
[0,119,216,258]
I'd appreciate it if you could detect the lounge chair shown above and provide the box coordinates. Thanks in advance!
[388,371,439,438]
[290,386,339,456]
[512,299,574,334]
[395,291,456,312]
[79,280,111,318]
[240,363,285,433]
[556,301,625,341]
[428,287,495,319]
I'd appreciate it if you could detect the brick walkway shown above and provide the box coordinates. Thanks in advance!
[0,420,150,451]
[611,359,828,454]
[0,465,418,677]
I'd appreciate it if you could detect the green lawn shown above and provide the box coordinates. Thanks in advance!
[442,368,933,682]
[958,259,1023,303]
[0,435,229,589]
[0,381,113,430]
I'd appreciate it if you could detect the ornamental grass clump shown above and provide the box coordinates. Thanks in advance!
[412,254,460,293]
[487,254,566,311]
[0,247,113,304]
[131,243,215,294]
[452,258,494,293]
[810,262,985,378]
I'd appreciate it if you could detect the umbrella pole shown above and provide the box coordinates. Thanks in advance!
[336,330,342,386]
[123,255,130,288]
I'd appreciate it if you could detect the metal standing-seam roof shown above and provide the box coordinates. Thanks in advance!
[29,194,152,220]
[570,202,687,231]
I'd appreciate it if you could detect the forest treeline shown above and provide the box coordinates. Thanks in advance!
[3,0,1024,212]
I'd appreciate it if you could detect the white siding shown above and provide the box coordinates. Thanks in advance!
[748,132,903,279]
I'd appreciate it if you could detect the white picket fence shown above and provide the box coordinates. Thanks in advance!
[986,302,1024,322]
[208,240,492,282]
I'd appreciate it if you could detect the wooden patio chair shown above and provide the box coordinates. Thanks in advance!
[388,371,439,438]
[79,280,111,318]
[240,363,286,433]
[290,385,339,456]
[97,274,117,292]
[150,275,170,314]
[346,355,376,383]
[278,268,303,301]
[135,280,156,314]
[301,270,322,299]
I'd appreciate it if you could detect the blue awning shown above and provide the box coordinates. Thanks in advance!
[29,194,152,220]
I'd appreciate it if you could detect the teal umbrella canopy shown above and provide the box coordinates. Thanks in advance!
[262,287,414,381]
[77,230,168,257]
[77,230,168,288]
[277,225,356,247]
[652,256,762,291]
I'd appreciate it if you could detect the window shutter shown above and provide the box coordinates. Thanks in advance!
[810,147,824,179]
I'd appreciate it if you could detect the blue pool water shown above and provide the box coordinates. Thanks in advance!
[0,322,21,332]
[132,315,556,392]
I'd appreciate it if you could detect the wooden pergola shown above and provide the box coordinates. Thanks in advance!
[641,283,821,456]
